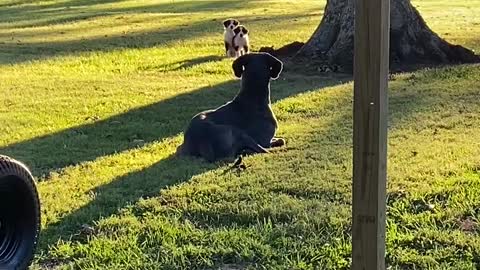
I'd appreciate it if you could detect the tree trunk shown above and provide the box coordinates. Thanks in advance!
[296,0,480,72]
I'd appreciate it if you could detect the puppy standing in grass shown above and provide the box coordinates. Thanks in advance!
[232,25,250,57]
[176,53,286,162]
[223,19,239,57]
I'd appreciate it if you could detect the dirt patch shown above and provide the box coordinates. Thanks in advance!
[258,41,346,73]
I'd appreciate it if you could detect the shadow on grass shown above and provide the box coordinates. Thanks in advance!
[0,11,315,64]
[36,74,355,266]
[175,86,356,231]
[170,55,225,71]
[115,66,480,233]
[1,70,347,177]
[0,0,38,8]
[148,54,226,72]
[37,154,217,251]
[0,0,258,28]
[0,18,220,64]
[35,65,480,267]
[33,72,349,254]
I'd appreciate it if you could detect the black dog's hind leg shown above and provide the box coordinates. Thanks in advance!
[198,142,215,162]
[234,129,269,155]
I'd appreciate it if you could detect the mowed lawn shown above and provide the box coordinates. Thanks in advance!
[1,0,480,269]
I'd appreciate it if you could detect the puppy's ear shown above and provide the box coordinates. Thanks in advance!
[223,19,230,28]
[267,53,283,80]
[232,55,247,78]
[242,26,249,35]
[233,20,239,26]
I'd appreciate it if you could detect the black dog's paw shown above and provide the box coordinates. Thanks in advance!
[270,138,286,148]
[232,155,243,167]
[220,155,248,175]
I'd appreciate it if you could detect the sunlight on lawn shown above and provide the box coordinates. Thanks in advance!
[0,0,479,269]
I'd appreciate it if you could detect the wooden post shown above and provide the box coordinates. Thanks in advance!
[352,0,390,269]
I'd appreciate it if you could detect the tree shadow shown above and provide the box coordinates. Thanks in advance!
[34,64,480,267]
[170,55,225,71]
[0,18,218,64]
[0,0,34,8]
[37,154,217,251]
[46,0,254,13]
[0,11,315,65]
[0,0,258,28]
[34,72,350,253]
[0,71,348,177]
[93,64,480,243]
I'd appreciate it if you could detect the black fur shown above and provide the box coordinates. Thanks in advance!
[177,53,285,162]
[223,19,239,30]
[223,19,230,28]
[233,26,245,35]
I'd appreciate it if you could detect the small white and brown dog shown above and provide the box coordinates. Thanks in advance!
[223,19,239,57]
[232,25,250,58]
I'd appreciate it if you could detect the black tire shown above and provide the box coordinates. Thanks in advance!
[0,155,40,270]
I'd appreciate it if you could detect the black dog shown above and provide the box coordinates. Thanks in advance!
[176,53,285,162]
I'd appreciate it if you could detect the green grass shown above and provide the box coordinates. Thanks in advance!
[1,0,480,269]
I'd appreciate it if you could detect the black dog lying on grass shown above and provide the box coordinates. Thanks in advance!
[176,53,286,162]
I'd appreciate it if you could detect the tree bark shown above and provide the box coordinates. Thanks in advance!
[296,0,480,72]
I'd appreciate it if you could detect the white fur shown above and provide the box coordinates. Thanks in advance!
[233,32,249,58]
[223,20,239,58]
[224,29,235,44]
[224,29,236,57]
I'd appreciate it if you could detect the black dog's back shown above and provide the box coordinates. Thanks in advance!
[178,112,267,162]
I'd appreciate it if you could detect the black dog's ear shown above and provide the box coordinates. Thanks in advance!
[223,19,230,28]
[232,55,248,78]
[267,53,283,80]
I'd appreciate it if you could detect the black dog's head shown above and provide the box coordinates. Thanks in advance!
[233,25,249,37]
[223,19,239,31]
[232,53,283,81]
